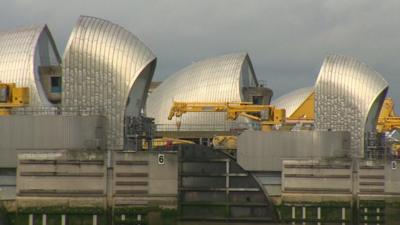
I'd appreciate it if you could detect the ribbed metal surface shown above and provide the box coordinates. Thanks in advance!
[315,54,388,157]
[272,86,313,117]
[0,25,60,107]
[146,53,258,131]
[62,16,156,149]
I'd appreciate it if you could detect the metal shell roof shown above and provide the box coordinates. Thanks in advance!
[0,25,60,107]
[315,54,388,157]
[272,87,314,117]
[62,16,156,149]
[146,53,258,131]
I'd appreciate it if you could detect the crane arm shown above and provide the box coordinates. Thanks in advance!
[239,112,262,121]
[378,117,400,133]
[168,102,229,120]
[168,101,275,119]
[168,101,286,131]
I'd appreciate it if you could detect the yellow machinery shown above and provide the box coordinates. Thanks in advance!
[376,98,400,157]
[142,137,195,150]
[282,92,399,134]
[168,101,286,132]
[166,97,400,151]
[377,98,400,133]
[286,92,314,123]
[168,101,285,150]
[0,83,29,115]
[212,135,237,150]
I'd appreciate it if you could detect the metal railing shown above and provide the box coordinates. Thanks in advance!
[10,106,105,116]
[155,122,256,132]
[257,79,268,87]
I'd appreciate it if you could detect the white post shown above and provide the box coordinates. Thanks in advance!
[93,214,97,225]
[292,206,296,225]
[42,214,47,225]
[121,214,125,221]
[364,208,368,225]
[61,214,66,225]
[302,207,306,225]
[28,214,33,225]
[341,207,346,225]
[376,208,380,225]
[317,207,321,225]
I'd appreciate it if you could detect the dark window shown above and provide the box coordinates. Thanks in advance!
[50,76,62,93]
[252,96,264,105]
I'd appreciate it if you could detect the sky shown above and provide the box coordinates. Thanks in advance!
[0,0,399,106]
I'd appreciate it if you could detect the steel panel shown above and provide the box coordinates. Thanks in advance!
[315,55,388,157]
[272,86,313,117]
[0,25,60,107]
[178,144,277,222]
[146,53,258,131]
[62,16,156,149]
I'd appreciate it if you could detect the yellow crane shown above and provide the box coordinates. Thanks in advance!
[168,101,285,150]
[168,101,286,131]
[376,98,400,133]
[375,98,400,157]
[0,83,29,115]
[280,91,399,133]
[142,137,195,150]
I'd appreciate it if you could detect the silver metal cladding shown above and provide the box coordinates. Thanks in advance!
[145,53,258,131]
[62,15,156,150]
[272,86,314,117]
[315,54,388,158]
[0,25,61,107]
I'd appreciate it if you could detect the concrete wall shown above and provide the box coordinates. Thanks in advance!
[237,130,350,171]
[16,150,107,208]
[0,115,106,167]
[112,151,178,208]
[282,159,353,202]
[384,161,400,194]
[358,160,400,196]
[281,159,400,202]
[11,149,179,209]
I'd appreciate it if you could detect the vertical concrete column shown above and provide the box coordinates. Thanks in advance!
[341,207,346,225]
[291,207,295,225]
[364,208,368,225]
[302,207,306,225]
[28,214,33,225]
[61,214,66,225]
[317,207,321,225]
[121,214,125,221]
[42,214,47,225]
[376,208,380,225]
[93,214,97,225]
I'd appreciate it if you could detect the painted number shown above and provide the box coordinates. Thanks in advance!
[391,161,397,170]
[158,154,165,165]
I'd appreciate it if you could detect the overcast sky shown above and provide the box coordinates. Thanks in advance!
[1,0,399,105]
